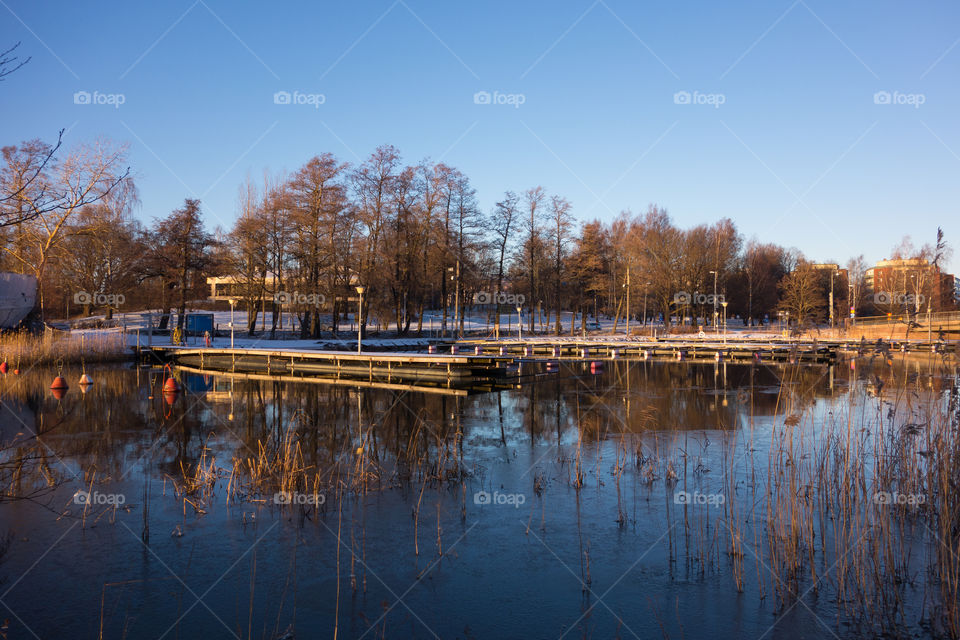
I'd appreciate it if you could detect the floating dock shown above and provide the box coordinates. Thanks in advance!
[145,347,518,385]
[457,339,839,363]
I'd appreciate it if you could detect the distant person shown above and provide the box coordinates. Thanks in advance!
[204,330,211,347]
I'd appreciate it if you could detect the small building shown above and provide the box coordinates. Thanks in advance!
[206,273,281,302]
[184,313,214,336]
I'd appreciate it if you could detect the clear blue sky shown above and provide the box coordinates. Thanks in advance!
[2,0,958,273]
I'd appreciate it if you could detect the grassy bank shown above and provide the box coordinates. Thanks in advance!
[0,331,129,368]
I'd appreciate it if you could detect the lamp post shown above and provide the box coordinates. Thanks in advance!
[709,270,718,332]
[829,269,839,329]
[849,282,855,327]
[228,298,237,349]
[517,305,522,341]
[643,282,651,328]
[355,286,365,353]
[721,300,728,343]
[625,265,631,335]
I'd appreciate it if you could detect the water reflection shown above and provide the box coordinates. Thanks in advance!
[0,355,957,638]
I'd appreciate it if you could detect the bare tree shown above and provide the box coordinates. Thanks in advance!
[0,138,131,316]
[845,255,867,318]
[0,42,30,81]
[288,154,350,338]
[522,186,545,331]
[149,199,215,330]
[778,262,823,326]
[490,191,518,338]
[548,195,573,334]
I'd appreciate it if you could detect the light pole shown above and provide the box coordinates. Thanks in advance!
[228,298,237,349]
[829,269,839,329]
[355,286,365,353]
[643,282,651,328]
[848,282,855,327]
[517,305,522,341]
[721,300,728,343]
[709,270,718,332]
[625,265,631,336]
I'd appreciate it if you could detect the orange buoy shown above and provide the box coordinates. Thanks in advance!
[51,376,68,390]
[163,377,180,393]
[51,386,68,400]
[0,362,7,374]
[13,368,20,375]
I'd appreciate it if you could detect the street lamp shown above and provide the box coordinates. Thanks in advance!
[625,266,631,335]
[517,305,522,341]
[355,286,365,354]
[643,282,651,328]
[709,270,718,332]
[721,300,728,343]
[829,269,839,330]
[228,298,237,349]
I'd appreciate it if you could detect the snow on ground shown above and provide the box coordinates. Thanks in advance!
[59,306,833,354]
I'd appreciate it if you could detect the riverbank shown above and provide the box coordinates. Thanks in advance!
[0,330,128,368]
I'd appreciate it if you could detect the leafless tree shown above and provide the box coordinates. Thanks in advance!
[0,138,131,316]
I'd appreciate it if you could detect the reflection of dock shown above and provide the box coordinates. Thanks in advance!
[146,347,518,389]
[171,365,522,395]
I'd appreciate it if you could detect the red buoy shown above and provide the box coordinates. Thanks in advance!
[13,369,20,375]
[51,386,68,400]
[50,376,68,390]
[163,377,180,393]
[0,362,7,374]
[590,361,604,374]
[163,390,179,405]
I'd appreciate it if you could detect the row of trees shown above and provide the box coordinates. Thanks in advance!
[1,135,954,335]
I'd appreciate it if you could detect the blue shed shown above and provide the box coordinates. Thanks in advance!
[185,313,214,336]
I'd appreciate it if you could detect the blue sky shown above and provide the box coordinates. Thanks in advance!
[2,0,958,272]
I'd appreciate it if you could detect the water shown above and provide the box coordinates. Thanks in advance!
[0,356,956,639]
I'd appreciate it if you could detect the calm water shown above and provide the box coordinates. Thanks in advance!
[0,356,957,639]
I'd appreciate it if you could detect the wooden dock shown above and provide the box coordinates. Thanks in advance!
[145,346,518,385]
[456,339,839,364]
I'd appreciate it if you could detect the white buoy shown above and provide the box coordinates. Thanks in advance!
[79,373,93,385]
